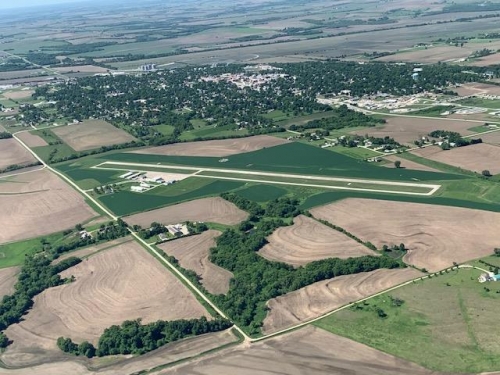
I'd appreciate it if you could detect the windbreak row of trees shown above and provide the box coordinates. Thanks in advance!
[58,317,232,357]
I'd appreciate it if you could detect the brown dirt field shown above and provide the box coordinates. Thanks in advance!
[0,169,97,244]
[161,326,440,375]
[383,154,439,172]
[470,53,500,67]
[124,197,248,227]
[411,143,500,174]
[311,198,500,272]
[258,215,377,267]
[351,116,475,146]
[0,139,37,169]
[0,266,19,299]
[0,330,237,375]
[1,90,34,100]
[52,236,133,264]
[16,131,48,147]
[1,241,209,367]
[453,83,500,96]
[132,135,290,157]
[158,230,233,295]
[52,65,109,73]
[263,268,422,334]
[52,120,136,151]
[478,131,500,146]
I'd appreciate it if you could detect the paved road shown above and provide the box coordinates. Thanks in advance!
[2,50,69,81]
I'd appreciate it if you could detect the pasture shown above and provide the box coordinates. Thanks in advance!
[0,170,97,245]
[52,120,136,151]
[132,135,289,157]
[411,143,500,175]
[315,268,500,373]
[1,240,210,368]
[158,230,233,295]
[263,268,422,334]
[124,196,248,227]
[311,198,500,272]
[0,139,37,170]
[258,215,377,267]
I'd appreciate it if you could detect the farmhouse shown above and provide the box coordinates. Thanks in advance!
[166,223,190,237]
[478,272,500,283]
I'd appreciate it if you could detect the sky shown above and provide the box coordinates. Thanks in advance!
[0,0,92,9]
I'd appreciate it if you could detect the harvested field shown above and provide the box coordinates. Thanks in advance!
[52,120,136,151]
[132,135,289,157]
[470,53,500,67]
[352,116,475,146]
[0,139,37,169]
[311,198,500,272]
[16,131,48,147]
[411,143,500,174]
[2,241,209,367]
[0,169,97,244]
[0,330,237,375]
[0,266,19,299]
[158,230,232,295]
[52,65,109,73]
[161,326,438,375]
[263,268,422,334]
[453,83,500,96]
[258,215,377,267]
[2,90,34,100]
[383,154,439,172]
[52,236,133,264]
[478,131,500,146]
[124,197,248,227]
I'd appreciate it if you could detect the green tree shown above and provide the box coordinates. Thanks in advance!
[394,160,401,168]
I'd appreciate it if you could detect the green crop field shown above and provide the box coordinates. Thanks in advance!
[102,142,465,182]
[235,184,287,202]
[314,268,500,373]
[99,178,244,216]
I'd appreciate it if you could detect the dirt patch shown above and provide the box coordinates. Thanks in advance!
[52,65,109,73]
[158,230,232,295]
[352,116,475,146]
[0,266,19,299]
[124,197,248,227]
[2,90,34,100]
[311,198,500,272]
[263,268,422,334]
[0,139,37,169]
[161,326,438,375]
[478,131,500,146]
[52,120,136,151]
[411,143,500,174]
[2,240,209,368]
[16,131,48,147]
[0,169,97,244]
[259,215,377,267]
[453,82,500,96]
[383,154,439,172]
[132,135,289,157]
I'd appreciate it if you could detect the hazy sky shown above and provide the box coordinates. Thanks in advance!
[0,0,90,9]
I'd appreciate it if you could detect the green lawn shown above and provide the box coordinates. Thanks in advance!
[314,268,500,373]
[0,232,66,268]
[329,146,382,160]
[152,124,176,136]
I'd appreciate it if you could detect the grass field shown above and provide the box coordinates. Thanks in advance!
[456,97,500,109]
[0,232,66,269]
[235,184,287,202]
[103,142,465,182]
[98,178,244,216]
[314,268,500,373]
[179,125,249,141]
[56,165,124,189]
[330,146,383,160]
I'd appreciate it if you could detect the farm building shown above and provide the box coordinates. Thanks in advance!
[131,186,145,193]
[166,224,189,237]
[478,272,500,283]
